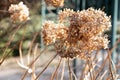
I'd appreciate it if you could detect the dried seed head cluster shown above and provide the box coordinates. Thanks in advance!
[42,8,111,59]
[42,21,68,45]
[8,1,30,22]
[44,0,64,7]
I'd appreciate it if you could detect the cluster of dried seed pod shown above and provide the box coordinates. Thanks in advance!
[8,1,30,22]
[42,8,111,59]
[44,0,64,7]
[42,21,68,45]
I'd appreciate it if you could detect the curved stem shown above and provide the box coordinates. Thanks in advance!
[0,21,26,65]
[21,46,48,80]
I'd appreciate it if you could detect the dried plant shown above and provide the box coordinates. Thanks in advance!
[0,1,30,65]
[1,1,120,80]
[8,1,30,22]
[42,8,111,59]
[44,0,64,7]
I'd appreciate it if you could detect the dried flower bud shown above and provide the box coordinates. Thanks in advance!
[8,1,30,22]
[45,0,64,7]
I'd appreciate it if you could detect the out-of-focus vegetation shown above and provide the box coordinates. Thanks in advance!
[0,0,70,57]
[0,0,43,57]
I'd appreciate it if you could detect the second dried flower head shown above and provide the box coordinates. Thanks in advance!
[44,0,64,7]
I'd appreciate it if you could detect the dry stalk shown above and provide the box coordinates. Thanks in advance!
[88,59,94,80]
[71,65,78,80]
[31,44,38,80]
[17,26,39,79]
[18,32,39,80]
[21,45,48,80]
[17,41,33,75]
[0,37,25,65]
[27,32,39,64]
[0,21,26,65]
[67,58,73,80]
[35,53,58,80]
[99,70,108,80]
[19,26,26,65]
[19,41,24,64]
[50,58,62,80]
[95,54,108,79]
[93,50,100,61]
[95,38,120,79]
[108,50,114,80]
[80,61,88,80]
[60,58,65,80]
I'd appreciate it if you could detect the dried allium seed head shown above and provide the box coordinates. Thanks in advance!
[42,8,111,59]
[8,1,30,22]
[44,0,64,7]
[42,21,68,45]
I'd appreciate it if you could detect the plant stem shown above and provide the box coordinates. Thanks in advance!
[50,58,62,80]
[35,53,58,80]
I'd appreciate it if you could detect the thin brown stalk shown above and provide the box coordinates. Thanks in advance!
[108,52,114,80]
[27,32,39,64]
[19,41,24,64]
[93,50,99,61]
[71,66,78,80]
[19,27,26,64]
[99,70,107,80]
[0,22,26,39]
[95,38,120,79]
[67,58,72,80]
[31,44,38,80]
[90,57,96,80]
[60,59,65,80]
[6,22,26,47]
[0,21,26,65]
[88,59,95,80]
[0,38,23,65]
[88,59,93,80]
[21,46,48,80]
[35,53,58,80]
[50,58,62,80]
[95,52,108,79]
[80,61,88,80]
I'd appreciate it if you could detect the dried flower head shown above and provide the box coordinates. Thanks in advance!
[42,8,111,59]
[44,0,64,7]
[8,1,30,22]
[42,21,68,45]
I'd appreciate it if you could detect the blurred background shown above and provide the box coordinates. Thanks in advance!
[0,0,120,80]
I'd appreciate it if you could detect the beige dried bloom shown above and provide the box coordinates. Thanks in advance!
[42,8,111,59]
[42,21,68,45]
[44,0,64,7]
[8,1,30,22]
[58,8,74,23]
